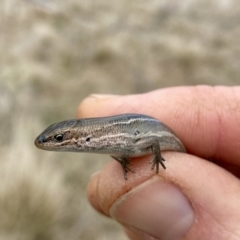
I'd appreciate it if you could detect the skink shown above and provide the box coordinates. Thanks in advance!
[35,113,186,179]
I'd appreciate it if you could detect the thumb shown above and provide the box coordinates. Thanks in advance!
[87,153,240,240]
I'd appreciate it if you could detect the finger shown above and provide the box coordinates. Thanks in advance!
[86,172,107,215]
[87,153,240,240]
[77,86,240,167]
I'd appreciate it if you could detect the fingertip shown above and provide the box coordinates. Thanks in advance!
[87,171,108,216]
[110,176,194,240]
[77,94,120,118]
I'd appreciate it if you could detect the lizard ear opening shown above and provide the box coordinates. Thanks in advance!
[134,129,140,135]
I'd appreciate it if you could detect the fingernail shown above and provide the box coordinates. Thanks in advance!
[110,177,194,240]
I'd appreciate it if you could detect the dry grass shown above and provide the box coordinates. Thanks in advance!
[0,0,239,239]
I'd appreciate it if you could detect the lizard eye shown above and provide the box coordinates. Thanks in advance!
[54,134,64,142]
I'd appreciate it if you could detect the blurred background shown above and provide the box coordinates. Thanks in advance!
[0,0,239,239]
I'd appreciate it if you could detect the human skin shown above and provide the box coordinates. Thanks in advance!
[77,86,240,240]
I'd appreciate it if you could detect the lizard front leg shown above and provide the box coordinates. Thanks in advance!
[111,156,135,180]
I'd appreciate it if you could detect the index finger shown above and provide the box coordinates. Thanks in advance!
[77,86,240,167]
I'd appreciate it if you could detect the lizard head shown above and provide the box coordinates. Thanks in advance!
[34,119,77,151]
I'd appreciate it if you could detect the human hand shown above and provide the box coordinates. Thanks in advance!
[77,86,240,240]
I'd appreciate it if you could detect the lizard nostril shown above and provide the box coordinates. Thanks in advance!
[35,135,47,145]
